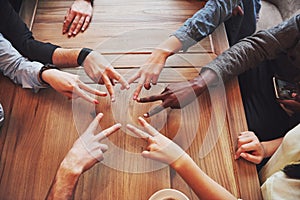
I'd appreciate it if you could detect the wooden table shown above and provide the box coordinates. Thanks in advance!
[0,0,262,199]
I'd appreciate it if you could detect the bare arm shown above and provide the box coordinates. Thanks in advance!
[46,113,121,199]
[172,154,236,200]
[127,117,237,200]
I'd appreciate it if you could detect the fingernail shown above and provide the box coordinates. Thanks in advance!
[126,85,130,89]
[133,96,137,100]
[94,100,99,104]
[81,28,85,31]
[143,113,149,118]
[111,97,115,102]
[73,31,77,35]
[99,113,103,117]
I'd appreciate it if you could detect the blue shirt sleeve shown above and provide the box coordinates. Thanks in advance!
[0,33,47,92]
[173,0,241,51]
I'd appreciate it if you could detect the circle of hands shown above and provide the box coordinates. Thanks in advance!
[57,49,300,171]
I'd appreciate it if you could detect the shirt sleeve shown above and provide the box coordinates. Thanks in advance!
[0,0,60,64]
[202,15,300,83]
[173,0,241,51]
[0,33,47,92]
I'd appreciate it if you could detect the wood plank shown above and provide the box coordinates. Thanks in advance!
[212,24,262,200]
[0,75,16,158]
[32,0,211,53]
[19,0,38,30]
[225,79,263,200]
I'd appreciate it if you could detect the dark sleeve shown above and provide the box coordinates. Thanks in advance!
[202,15,300,82]
[0,0,60,64]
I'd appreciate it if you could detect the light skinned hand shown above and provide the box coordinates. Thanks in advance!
[235,131,265,164]
[127,49,169,100]
[42,69,107,104]
[61,113,121,173]
[63,0,93,37]
[82,51,130,102]
[126,117,185,165]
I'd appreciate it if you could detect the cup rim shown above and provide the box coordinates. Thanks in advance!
[148,188,189,200]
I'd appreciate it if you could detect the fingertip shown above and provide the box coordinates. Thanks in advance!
[94,99,99,104]
[116,123,122,128]
[143,113,149,118]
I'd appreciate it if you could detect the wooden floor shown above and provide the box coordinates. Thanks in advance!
[0,0,261,199]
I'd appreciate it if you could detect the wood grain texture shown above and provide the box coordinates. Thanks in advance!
[0,0,261,199]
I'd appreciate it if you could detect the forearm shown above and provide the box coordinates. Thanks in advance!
[203,15,300,82]
[46,164,81,200]
[153,36,183,57]
[0,0,59,64]
[52,48,81,68]
[189,69,219,97]
[171,154,236,200]
[261,137,283,158]
[0,34,45,90]
[173,0,240,51]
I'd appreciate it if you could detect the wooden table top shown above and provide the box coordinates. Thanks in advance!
[0,0,261,199]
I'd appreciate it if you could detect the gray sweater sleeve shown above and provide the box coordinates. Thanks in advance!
[202,14,300,82]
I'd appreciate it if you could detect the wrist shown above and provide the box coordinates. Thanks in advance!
[60,154,84,176]
[170,153,190,171]
[77,48,93,66]
[39,64,59,85]
[152,48,173,59]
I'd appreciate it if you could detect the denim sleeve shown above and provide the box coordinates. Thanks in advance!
[173,0,241,51]
[0,34,47,92]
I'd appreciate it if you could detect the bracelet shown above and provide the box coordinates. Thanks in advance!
[39,64,59,85]
[77,48,93,66]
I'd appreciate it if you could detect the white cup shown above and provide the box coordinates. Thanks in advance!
[149,188,189,200]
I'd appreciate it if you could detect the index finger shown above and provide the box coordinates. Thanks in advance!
[102,74,115,102]
[112,71,130,90]
[137,94,164,103]
[85,113,104,133]
[96,123,122,141]
[126,124,150,140]
[137,117,159,136]
[143,104,166,118]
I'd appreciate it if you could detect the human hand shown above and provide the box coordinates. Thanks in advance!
[235,131,265,164]
[83,51,130,101]
[61,113,121,173]
[126,117,185,165]
[63,0,93,37]
[137,78,205,117]
[278,93,300,113]
[127,49,170,100]
[42,69,107,104]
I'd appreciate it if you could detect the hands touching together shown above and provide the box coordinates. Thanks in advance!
[235,131,283,164]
